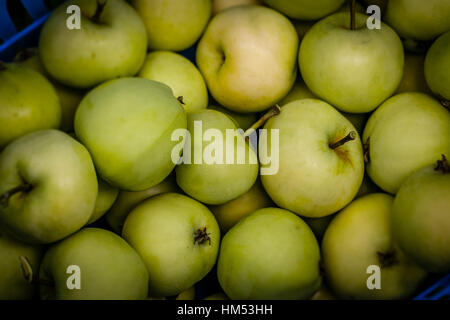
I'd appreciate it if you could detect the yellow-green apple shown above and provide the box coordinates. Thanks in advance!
[74,78,187,191]
[322,193,427,299]
[261,99,364,218]
[299,12,404,113]
[122,193,220,297]
[0,130,97,244]
[385,0,450,41]
[425,30,450,100]
[262,0,345,20]
[39,0,147,88]
[363,92,450,194]
[0,63,60,149]
[0,232,43,299]
[39,228,149,299]
[132,0,211,51]
[392,156,450,273]
[105,174,179,233]
[207,105,258,130]
[196,5,298,113]
[14,48,84,133]
[175,110,258,205]
[217,207,321,299]
[212,0,261,15]
[87,179,119,224]
[396,53,431,94]
[209,179,273,233]
[139,51,208,113]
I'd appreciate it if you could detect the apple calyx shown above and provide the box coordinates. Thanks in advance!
[20,256,55,287]
[244,105,281,139]
[329,131,356,150]
[435,154,450,174]
[177,96,186,105]
[90,0,107,24]
[193,227,211,246]
[0,184,33,208]
[377,250,399,268]
[363,138,370,163]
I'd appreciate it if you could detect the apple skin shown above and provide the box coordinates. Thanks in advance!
[204,292,228,300]
[425,30,450,100]
[105,174,180,234]
[396,53,431,94]
[14,48,84,133]
[132,0,211,51]
[139,51,208,113]
[209,179,273,233]
[196,5,298,113]
[363,92,450,194]
[74,77,187,191]
[39,228,149,300]
[299,12,404,113]
[212,0,261,15]
[392,159,450,273]
[322,193,427,299]
[261,99,364,218]
[217,207,322,300]
[39,0,147,88]
[208,105,258,130]
[122,193,220,297]
[176,110,259,205]
[0,130,98,244]
[262,0,345,20]
[385,0,450,41]
[87,179,119,225]
[0,63,61,149]
[0,231,43,300]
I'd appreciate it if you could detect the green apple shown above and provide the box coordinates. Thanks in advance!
[261,99,364,218]
[363,92,450,194]
[396,53,431,94]
[311,285,337,300]
[175,286,196,300]
[105,174,179,234]
[14,48,84,133]
[122,193,220,297]
[218,207,321,299]
[385,0,450,41]
[39,0,147,88]
[0,130,97,244]
[0,63,61,149]
[212,0,261,15]
[87,179,119,224]
[196,5,298,113]
[39,228,148,300]
[278,77,316,106]
[262,0,345,20]
[74,77,187,191]
[132,0,211,51]
[299,12,404,113]
[322,193,427,299]
[392,156,450,273]
[138,51,208,113]
[209,179,273,233]
[207,105,258,130]
[175,110,258,205]
[425,30,450,100]
[0,231,43,299]
[204,292,228,300]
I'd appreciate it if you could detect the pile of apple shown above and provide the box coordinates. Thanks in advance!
[1,0,449,300]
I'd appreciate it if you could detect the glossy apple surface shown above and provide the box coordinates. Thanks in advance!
[425,30,450,100]
[262,0,345,20]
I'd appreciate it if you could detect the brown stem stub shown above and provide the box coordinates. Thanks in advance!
[91,0,107,24]
[350,0,356,30]
[329,131,356,149]
[363,138,370,163]
[435,154,450,174]
[20,256,54,287]
[377,251,398,268]
[193,227,211,246]
[177,96,186,105]
[0,184,33,208]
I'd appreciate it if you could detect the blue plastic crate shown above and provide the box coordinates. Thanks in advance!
[0,0,449,301]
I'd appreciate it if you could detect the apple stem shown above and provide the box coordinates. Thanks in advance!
[0,184,33,208]
[377,251,398,268]
[435,154,450,174]
[350,0,356,30]
[244,105,281,139]
[363,138,370,163]
[20,256,55,287]
[177,96,186,105]
[329,131,356,149]
[91,0,107,24]
[193,227,211,246]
